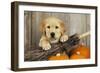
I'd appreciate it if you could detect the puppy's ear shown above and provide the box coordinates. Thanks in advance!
[60,21,66,35]
[40,20,46,34]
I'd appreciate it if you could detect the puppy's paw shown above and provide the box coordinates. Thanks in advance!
[39,41,51,50]
[60,35,68,42]
[42,42,51,50]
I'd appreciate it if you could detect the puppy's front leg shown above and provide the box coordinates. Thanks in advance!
[39,36,51,50]
[60,34,68,42]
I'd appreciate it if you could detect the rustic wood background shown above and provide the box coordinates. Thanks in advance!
[24,11,90,61]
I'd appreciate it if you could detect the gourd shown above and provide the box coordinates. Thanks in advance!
[48,45,90,60]
[70,45,90,59]
[48,32,90,60]
[48,53,69,60]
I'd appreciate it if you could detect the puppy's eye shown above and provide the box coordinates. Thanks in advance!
[47,26,50,29]
[55,26,59,29]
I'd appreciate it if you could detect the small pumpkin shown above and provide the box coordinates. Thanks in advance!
[70,45,90,59]
[48,53,69,60]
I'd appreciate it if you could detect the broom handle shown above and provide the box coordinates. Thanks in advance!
[79,31,90,39]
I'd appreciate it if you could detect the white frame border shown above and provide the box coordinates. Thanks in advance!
[18,5,96,68]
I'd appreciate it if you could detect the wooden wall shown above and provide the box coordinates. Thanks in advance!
[24,11,90,52]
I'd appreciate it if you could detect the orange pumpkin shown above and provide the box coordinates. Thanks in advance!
[48,53,69,60]
[70,45,90,59]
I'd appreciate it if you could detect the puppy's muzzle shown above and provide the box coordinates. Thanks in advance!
[50,32,55,38]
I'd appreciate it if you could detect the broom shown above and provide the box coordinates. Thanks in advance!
[25,31,90,61]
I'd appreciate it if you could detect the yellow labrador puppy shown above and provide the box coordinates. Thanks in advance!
[39,17,68,50]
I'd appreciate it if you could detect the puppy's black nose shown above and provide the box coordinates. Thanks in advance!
[50,32,55,37]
